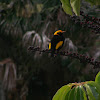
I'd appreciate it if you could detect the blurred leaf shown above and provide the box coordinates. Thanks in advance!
[95,72,100,86]
[61,0,73,15]
[96,0,100,5]
[85,0,95,5]
[36,4,43,12]
[85,0,100,5]
[70,0,80,16]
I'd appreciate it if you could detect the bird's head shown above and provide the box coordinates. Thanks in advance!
[54,30,66,36]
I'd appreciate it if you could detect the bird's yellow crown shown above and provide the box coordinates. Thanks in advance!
[54,30,65,35]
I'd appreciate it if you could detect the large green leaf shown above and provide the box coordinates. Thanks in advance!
[84,84,96,100]
[52,84,72,100]
[70,0,80,16]
[61,0,73,15]
[95,72,100,86]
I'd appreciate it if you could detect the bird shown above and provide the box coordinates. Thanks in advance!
[49,30,65,57]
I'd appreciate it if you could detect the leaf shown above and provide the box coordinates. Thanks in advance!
[60,84,73,100]
[87,81,100,100]
[52,84,72,100]
[75,86,84,100]
[84,84,96,100]
[64,91,70,100]
[68,87,76,100]
[89,85,99,100]
[88,81,100,93]
[61,0,73,15]
[70,0,80,16]
[81,86,87,100]
[95,72,100,86]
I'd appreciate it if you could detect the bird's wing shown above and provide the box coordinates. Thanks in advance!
[49,43,51,50]
[55,41,63,50]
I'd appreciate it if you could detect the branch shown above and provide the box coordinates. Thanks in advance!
[28,46,100,68]
[71,11,100,34]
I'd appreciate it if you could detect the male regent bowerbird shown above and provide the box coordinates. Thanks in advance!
[49,30,65,57]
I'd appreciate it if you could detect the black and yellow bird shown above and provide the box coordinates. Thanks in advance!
[49,30,65,57]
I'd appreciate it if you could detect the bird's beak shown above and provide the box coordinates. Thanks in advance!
[62,31,66,33]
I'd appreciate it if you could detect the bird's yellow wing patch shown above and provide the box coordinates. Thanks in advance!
[49,43,51,50]
[56,41,63,50]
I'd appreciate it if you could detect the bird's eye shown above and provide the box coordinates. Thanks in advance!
[57,32,62,35]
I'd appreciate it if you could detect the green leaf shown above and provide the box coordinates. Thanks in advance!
[81,86,87,100]
[87,81,100,100]
[89,85,99,100]
[61,0,73,15]
[84,84,96,100]
[68,87,76,100]
[60,84,73,100]
[75,86,84,100]
[64,91,70,100]
[95,72,100,86]
[52,84,72,100]
[88,81,100,93]
[70,0,80,16]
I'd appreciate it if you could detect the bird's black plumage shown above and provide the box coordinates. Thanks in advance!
[50,32,65,57]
